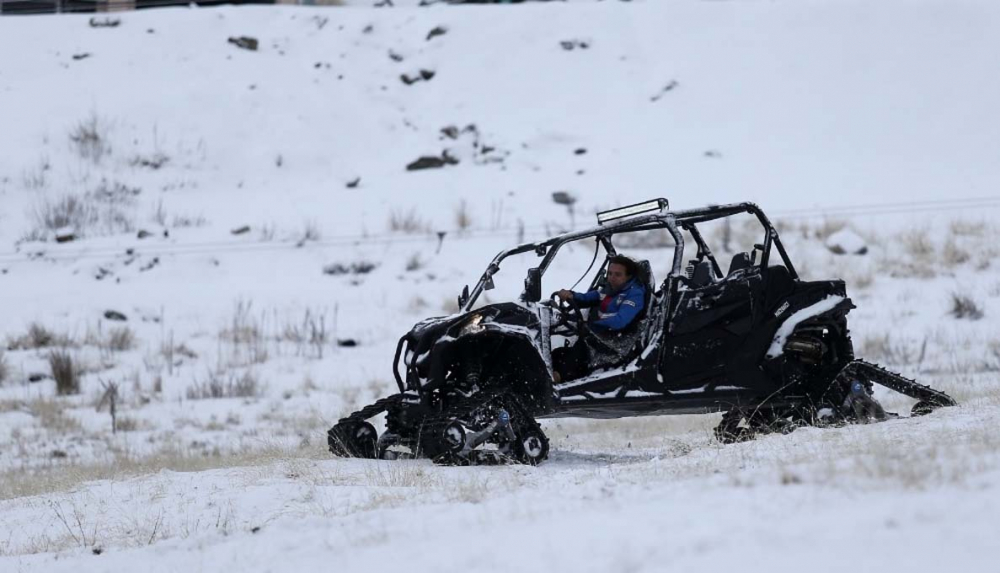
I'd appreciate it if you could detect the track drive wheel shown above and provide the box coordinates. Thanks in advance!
[328,421,378,458]
[513,428,550,465]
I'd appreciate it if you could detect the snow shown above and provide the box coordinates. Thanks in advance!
[2,1,1000,572]
[826,227,868,255]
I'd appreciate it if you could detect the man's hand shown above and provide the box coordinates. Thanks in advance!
[557,289,574,302]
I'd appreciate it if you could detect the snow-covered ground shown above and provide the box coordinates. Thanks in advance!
[1,1,999,571]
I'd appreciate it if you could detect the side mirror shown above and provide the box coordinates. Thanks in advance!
[524,268,542,303]
[458,285,470,309]
[484,276,495,291]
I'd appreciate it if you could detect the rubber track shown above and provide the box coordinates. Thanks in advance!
[836,359,956,408]
[418,391,548,466]
[328,394,404,457]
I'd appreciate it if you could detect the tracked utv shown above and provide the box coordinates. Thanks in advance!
[329,199,955,465]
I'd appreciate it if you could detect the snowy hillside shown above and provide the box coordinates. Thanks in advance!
[1,1,1000,571]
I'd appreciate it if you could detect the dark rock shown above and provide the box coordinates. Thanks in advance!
[406,152,458,171]
[574,148,587,155]
[440,125,460,140]
[426,26,448,41]
[323,261,378,276]
[95,267,112,280]
[55,231,76,243]
[104,310,128,322]
[251,526,261,534]
[362,24,374,34]
[72,53,91,61]
[140,258,160,272]
[346,177,361,189]
[92,547,103,555]
[51,449,68,458]
[388,50,404,62]
[28,373,47,383]
[337,339,358,347]
[228,36,259,51]
[89,17,120,28]
[231,225,251,235]
[137,230,153,239]
[400,69,436,85]
[552,191,577,206]
[560,40,590,51]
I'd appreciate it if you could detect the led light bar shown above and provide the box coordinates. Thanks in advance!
[596,198,669,225]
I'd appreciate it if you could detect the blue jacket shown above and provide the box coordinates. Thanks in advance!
[572,279,646,331]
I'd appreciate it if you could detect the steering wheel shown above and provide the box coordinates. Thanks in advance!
[548,292,589,337]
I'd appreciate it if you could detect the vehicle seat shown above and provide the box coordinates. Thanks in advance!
[633,259,655,318]
[727,252,752,276]
[690,259,715,288]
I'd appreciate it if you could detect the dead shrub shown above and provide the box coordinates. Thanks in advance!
[34,195,95,233]
[405,252,423,272]
[942,237,970,267]
[29,193,134,239]
[0,350,9,385]
[899,229,934,259]
[454,199,472,232]
[49,351,80,395]
[105,326,136,352]
[950,293,984,320]
[186,371,262,400]
[69,112,111,163]
[298,220,322,244]
[114,416,142,432]
[949,218,987,237]
[7,323,73,350]
[388,209,431,234]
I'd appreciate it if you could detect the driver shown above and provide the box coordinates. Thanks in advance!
[552,255,647,382]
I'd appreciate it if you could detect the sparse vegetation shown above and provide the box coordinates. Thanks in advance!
[7,323,73,350]
[454,199,472,232]
[298,220,321,244]
[405,252,423,272]
[50,351,80,395]
[388,208,431,234]
[69,112,111,163]
[950,293,984,320]
[323,260,377,275]
[0,349,9,385]
[185,371,262,400]
[106,326,136,352]
[29,397,82,432]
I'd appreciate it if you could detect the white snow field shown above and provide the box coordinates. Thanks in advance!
[2,0,1000,571]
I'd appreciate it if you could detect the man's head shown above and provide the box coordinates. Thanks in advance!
[606,255,637,291]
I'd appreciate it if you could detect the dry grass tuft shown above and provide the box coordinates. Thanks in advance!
[0,349,9,386]
[106,326,136,352]
[950,293,984,320]
[186,371,262,400]
[49,350,80,395]
[454,199,473,232]
[7,323,74,351]
[388,209,431,234]
[69,113,111,164]
[942,237,971,267]
[29,397,82,433]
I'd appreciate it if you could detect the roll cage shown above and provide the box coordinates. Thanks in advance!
[459,200,798,312]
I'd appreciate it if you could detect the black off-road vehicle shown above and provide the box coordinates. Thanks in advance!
[329,199,955,465]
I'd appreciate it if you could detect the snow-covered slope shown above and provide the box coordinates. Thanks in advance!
[1,1,1000,571]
